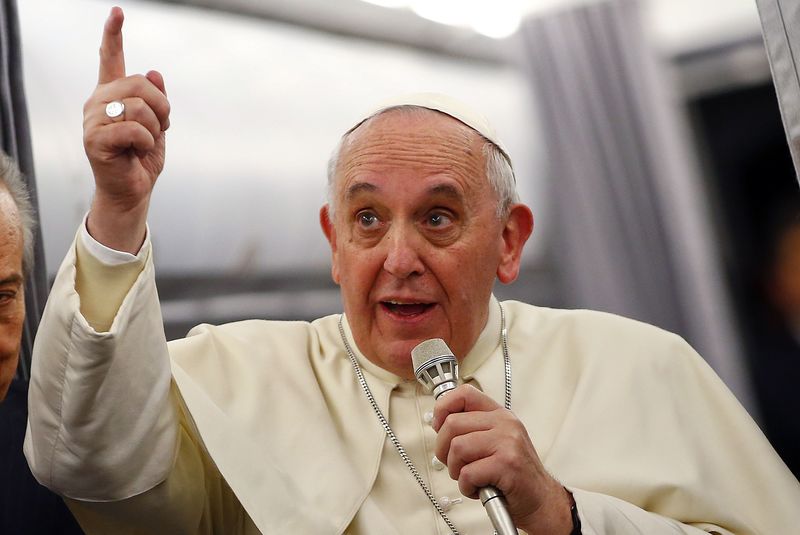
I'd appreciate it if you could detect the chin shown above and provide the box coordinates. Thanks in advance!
[378,340,424,377]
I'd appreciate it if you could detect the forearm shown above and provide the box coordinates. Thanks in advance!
[65,409,246,535]
[24,229,177,501]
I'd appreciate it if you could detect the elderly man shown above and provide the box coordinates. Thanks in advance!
[0,150,85,534]
[25,7,800,535]
[0,152,30,402]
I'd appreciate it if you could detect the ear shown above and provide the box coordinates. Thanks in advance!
[496,204,534,284]
[319,204,341,284]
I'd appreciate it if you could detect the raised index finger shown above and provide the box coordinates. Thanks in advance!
[98,6,126,84]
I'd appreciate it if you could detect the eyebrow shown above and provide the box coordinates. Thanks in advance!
[0,274,23,286]
[345,182,379,201]
[427,183,464,202]
[343,181,465,203]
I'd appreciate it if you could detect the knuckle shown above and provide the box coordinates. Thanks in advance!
[83,130,101,150]
[495,447,517,469]
[450,435,466,458]
[448,464,459,480]
[458,468,478,496]
[508,424,526,443]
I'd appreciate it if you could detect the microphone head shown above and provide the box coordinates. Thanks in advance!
[412,338,459,399]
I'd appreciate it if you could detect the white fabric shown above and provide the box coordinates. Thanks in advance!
[80,212,148,265]
[25,233,800,534]
[25,236,176,501]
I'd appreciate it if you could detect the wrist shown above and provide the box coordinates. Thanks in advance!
[519,484,574,535]
[566,488,582,535]
[88,195,149,254]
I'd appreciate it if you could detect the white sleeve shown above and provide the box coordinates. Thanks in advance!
[79,212,149,265]
[572,489,730,535]
[24,230,178,501]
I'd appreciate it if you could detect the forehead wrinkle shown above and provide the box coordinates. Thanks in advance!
[341,140,484,184]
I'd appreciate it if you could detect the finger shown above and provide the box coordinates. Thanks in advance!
[432,384,501,432]
[119,97,162,140]
[84,96,162,141]
[146,70,170,130]
[93,75,170,131]
[88,122,156,158]
[146,70,167,96]
[98,6,126,84]
[456,457,499,500]
[435,411,496,465]
[444,429,497,482]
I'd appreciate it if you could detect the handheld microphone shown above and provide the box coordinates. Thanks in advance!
[412,338,518,535]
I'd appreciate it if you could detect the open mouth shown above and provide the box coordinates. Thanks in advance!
[381,301,435,317]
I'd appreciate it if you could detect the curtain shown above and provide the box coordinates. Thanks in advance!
[756,0,800,181]
[517,0,755,411]
[0,0,47,381]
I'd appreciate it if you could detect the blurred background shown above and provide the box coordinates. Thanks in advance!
[15,0,799,475]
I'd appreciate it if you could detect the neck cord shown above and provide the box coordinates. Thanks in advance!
[338,302,512,535]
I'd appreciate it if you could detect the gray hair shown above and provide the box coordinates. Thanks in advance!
[0,150,36,276]
[326,105,518,220]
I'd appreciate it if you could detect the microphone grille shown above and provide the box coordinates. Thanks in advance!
[412,338,454,376]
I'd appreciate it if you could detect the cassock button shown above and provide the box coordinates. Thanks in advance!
[431,456,445,471]
[439,496,463,512]
[423,410,434,425]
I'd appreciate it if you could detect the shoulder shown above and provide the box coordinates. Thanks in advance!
[166,313,345,371]
[172,313,341,347]
[501,300,701,377]
[504,300,686,343]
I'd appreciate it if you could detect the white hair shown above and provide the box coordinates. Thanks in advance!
[326,105,518,220]
[0,150,36,276]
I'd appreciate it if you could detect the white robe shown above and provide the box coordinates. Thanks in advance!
[24,235,800,534]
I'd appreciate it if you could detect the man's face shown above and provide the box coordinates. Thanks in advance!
[321,110,528,379]
[0,188,24,401]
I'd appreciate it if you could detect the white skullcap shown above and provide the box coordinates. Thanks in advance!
[348,92,512,165]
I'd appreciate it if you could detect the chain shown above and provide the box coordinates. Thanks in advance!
[339,301,512,535]
[500,303,512,412]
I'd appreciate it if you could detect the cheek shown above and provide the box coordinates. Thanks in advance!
[0,302,25,353]
[336,247,380,305]
[0,322,22,357]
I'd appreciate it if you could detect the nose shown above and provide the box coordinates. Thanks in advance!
[382,224,425,279]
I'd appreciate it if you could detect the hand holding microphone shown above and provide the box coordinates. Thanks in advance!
[412,339,573,535]
[412,338,517,535]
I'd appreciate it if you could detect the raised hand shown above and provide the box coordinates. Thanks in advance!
[432,384,573,534]
[82,6,171,253]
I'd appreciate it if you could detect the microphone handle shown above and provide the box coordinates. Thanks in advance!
[434,387,518,535]
[479,487,518,535]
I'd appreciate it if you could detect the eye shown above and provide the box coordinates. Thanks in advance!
[426,211,453,228]
[0,290,16,306]
[356,211,380,229]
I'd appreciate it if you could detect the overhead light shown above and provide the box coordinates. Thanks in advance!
[361,0,521,39]
[471,9,520,39]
